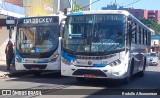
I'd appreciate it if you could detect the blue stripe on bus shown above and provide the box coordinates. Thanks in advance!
[92,64,108,67]
[68,12,83,16]
[61,51,76,62]
[15,50,23,62]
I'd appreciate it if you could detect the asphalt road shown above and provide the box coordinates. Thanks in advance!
[0,63,160,98]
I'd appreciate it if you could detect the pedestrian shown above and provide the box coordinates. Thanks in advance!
[5,41,14,71]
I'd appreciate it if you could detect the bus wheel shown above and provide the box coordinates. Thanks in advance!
[32,71,41,77]
[139,58,146,77]
[76,77,85,81]
[124,60,134,84]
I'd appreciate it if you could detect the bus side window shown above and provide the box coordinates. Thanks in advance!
[144,29,146,45]
[141,28,144,44]
[148,32,151,46]
[131,22,137,43]
[138,26,141,44]
[136,25,139,44]
[145,30,148,45]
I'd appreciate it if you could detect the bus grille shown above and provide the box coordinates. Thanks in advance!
[67,54,116,60]
[23,64,47,69]
[72,69,107,77]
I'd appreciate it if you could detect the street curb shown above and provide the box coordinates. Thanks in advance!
[0,62,31,78]
[0,72,9,78]
[8,70,31,77]
[0,70,31,78]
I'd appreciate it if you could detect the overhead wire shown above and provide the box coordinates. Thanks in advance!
[123,0,141,7]
[75,0,101,11]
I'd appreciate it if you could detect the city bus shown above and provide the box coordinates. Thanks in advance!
[61,10,152,84]
[15,15,66,76]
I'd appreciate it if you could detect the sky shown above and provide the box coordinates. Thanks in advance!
[91,0,160,10]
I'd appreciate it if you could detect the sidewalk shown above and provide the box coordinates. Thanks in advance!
[0,60,30,78]
[0,60,12,78]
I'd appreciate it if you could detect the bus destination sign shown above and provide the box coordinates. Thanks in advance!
[18,17,59,24]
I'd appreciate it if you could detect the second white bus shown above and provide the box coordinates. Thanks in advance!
[61,10,151,84]
[15,15,66,76]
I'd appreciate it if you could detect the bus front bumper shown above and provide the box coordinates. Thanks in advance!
[61,63,128,79]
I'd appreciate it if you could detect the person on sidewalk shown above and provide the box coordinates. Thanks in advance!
[5,41,14,71]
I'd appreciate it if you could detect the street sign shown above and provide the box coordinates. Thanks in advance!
[6,20,15,24]
[151,35,160,40]
[6,16,15,30]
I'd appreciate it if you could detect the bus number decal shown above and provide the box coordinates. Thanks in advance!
[101,61,108,64]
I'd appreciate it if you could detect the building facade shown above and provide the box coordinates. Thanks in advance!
[102,3,118,10]
[102,4,160,24]
[24,0,54,16]
[69,0,91,11]
[0,0,25,61]
[4,0,23,6]
[53,0,70,14]
[126,9,160,24]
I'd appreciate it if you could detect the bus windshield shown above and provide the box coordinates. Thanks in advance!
[16,25,59,57]
[150,53,157,57]
[63,14,126,54]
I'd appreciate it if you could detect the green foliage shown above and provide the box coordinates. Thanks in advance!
[72,2,83,12]
[140,18,160,34]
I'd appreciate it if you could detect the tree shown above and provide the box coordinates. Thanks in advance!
[72,2,83,12]
[140,18,160,34]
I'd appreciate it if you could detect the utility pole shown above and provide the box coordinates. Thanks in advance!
[70,0,73,10]
[57,0,60,12]
[9,26,12,39]
[6,16,15,40]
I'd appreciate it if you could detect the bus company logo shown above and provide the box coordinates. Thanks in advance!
[2,90,12,95]
[88,61,92,65]
[33,60,36,63]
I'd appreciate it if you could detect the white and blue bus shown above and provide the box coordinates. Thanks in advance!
[15,15,66,75]
[61,10,152,84]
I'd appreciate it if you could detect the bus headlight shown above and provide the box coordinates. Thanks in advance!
[109,59,121,67]
[50,54,59,62]
[15,56,21,62]
[62,58,72,65]
[54,54,59,58]
[112,72,120,76]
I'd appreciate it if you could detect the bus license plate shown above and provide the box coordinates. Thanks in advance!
[31,67,39,70]
[83,74,96,78]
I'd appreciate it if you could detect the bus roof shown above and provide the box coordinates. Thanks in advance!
[68,10,130,16]
[18,14,66,19]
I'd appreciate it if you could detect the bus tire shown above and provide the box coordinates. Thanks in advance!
[76,77,85,81]
[139,58,146,77]
[124,59,134,84]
